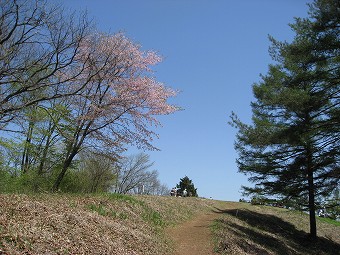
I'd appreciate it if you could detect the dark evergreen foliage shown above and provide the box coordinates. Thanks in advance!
[230,0,340,238]
[177,176,198,197]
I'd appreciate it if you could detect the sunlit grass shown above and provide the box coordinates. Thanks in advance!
[317,217,340,226]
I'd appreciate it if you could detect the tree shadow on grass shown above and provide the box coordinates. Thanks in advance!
[212,208,340,255]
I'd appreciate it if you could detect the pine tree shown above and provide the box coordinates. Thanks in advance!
[230,0,339,239]
[177,176,198,197]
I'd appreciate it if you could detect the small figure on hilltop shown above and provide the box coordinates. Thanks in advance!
[183,188,188,197]
[170,187,177,196]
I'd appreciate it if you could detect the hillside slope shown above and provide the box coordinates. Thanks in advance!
[211,203,340,255]
[0,194,217,254]
[0,194,339,255]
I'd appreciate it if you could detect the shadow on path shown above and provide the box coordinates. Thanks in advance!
[212,207,340,255]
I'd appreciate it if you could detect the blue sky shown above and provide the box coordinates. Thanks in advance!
[59,0,312,201]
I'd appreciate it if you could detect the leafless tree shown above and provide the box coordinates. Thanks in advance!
[157,184,171,196]
[0,0,91,126]
[142,171,169,195]
[114,153,161,194]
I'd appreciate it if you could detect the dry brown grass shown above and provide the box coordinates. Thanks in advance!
[1,194,339,255]
[211,202,340,255]
[139,195,217,225]
[0,194,217,255]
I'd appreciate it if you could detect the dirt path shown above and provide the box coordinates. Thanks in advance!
[167,211,219,255]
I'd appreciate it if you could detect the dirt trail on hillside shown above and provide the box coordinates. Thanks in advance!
[167,202,340,255]
[166,210,220,255]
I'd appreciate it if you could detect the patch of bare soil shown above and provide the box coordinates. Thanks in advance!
[166,202,239,255]
[167,212,217,255]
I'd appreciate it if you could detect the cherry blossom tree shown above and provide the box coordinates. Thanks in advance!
[52,32,178,191]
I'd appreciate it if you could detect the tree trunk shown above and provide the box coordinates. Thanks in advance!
[307,144,317,239]
[307,172,317,238]
[38,138,50,175]
[52,148,78,192]
[52,123,90,191]
[37,122,56,175]
[52,117,93,192]
[21,120,34,173]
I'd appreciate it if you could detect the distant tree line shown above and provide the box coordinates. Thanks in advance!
[230,0,339,239]
[0,0,177,193]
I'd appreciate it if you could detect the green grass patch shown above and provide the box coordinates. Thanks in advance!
[100,193,166,227]
[318,217,340,226]
[87,204,108,216]
[142,209,165,228]
[102,193,143,205]
[210,220,223,254]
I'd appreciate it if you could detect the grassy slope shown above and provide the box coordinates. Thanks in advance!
[0,194,216,255]
[211,202,340,255]
[0,194,339,255]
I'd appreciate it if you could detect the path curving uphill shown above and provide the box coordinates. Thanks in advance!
[167,211,219,255]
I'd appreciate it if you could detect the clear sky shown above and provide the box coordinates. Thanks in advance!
[59,0,312,201]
